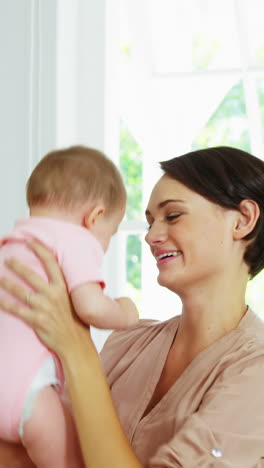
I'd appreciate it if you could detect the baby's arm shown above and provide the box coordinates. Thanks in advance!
[71,283,139,330]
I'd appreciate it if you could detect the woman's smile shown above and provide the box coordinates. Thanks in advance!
[154,250,182,265]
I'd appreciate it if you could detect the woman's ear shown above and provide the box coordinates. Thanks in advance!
[233,199,260,240]
[83,204,105,229]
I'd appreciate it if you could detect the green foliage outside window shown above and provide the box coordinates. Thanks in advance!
[119,121,143,292]
[246,270,264,319]
[256,45,264,65]
[192,33,220,70]
[119,121,143,220]
[257,78,264,136]
[192,81,251,151]
[126,235,142,291]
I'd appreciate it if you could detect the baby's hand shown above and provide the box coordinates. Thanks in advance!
[115,297,139,326]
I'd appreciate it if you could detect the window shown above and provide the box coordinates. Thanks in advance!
[115,0,264,320]
[56,0,264,323]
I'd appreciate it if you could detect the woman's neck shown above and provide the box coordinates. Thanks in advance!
[175,272,248,355]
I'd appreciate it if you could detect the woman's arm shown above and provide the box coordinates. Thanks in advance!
[0,242,142,468]
[61,322,142,468]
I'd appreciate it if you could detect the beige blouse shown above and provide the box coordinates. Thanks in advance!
[101,308,264,467]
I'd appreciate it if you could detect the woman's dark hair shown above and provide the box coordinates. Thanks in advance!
[160,146,264,278]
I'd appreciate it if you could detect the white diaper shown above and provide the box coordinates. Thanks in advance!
[19,357,59,437]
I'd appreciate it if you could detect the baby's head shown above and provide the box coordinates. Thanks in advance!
[27,145,126,251]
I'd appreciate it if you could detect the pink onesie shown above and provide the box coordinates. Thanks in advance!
[0,217,105,441]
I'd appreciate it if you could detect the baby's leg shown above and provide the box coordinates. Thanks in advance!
[22,386,84,468]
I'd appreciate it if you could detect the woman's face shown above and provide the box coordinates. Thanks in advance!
[145,175,239,293]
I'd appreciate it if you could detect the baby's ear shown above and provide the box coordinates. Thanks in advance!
[233,199,260,240]
[83,204,105,229]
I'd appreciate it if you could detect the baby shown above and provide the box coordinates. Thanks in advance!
[0,145,139,467]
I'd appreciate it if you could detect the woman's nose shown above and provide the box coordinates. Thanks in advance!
[145,222,167,245]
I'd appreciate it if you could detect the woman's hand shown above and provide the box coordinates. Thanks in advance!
[0,240,84,357]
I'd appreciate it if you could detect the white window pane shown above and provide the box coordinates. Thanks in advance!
[192,80,251,151]
[246,270,264,319]
[242,0,264,66]
[120,73,250,159]
[122,0,241,74]
[257,77,264,140]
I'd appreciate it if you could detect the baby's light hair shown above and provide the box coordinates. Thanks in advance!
[26,146,126,214]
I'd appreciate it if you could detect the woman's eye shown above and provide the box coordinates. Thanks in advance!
[166,214,180,222]
[145,220,153,230]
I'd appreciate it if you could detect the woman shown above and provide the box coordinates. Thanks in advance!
[0,146,264,467]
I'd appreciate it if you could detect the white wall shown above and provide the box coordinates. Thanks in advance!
[0,0,57,236]
[56,0,108,152]
[0,0,109,236]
